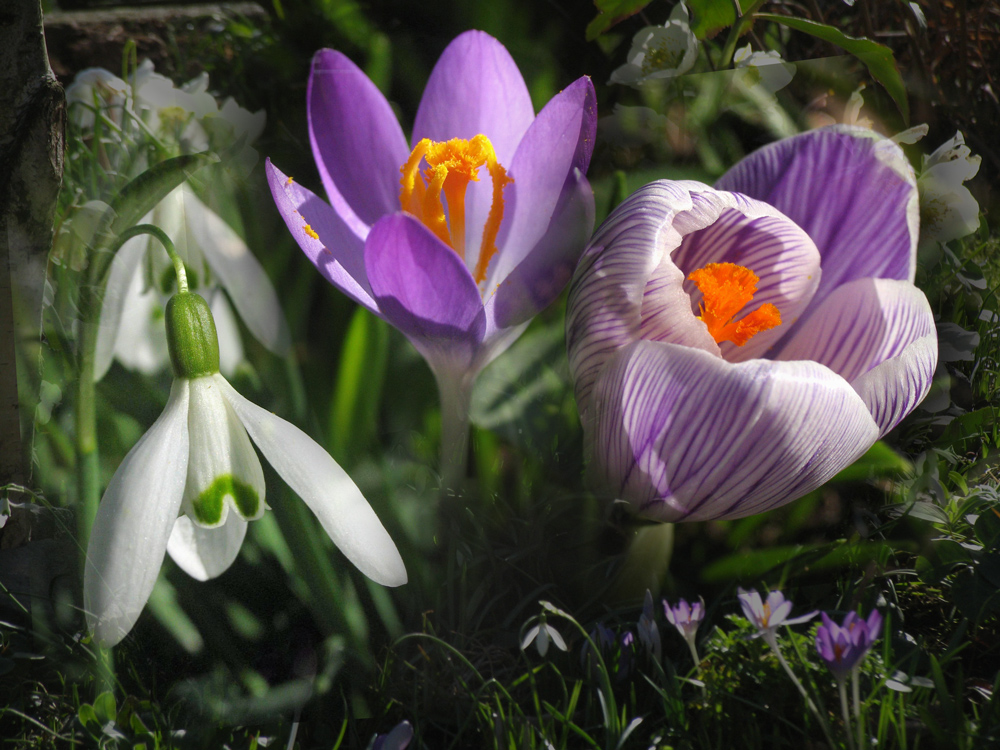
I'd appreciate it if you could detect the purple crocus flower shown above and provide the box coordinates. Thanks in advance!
[267,32,597,440]
[664,597,704,644]
[738,588,817,646]
[815,609,883,681]
[566,126,936,521]
[371,720,413,750]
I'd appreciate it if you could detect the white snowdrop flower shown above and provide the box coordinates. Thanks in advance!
[84,290,406,647]
[610,2,698,87]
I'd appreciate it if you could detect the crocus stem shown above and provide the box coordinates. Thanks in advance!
[839,678,858,750]
[766,636,837,748]
[853,666,863,750]
[433,367,473,494]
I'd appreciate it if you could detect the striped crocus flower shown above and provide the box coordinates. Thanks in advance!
[566,126,936,521]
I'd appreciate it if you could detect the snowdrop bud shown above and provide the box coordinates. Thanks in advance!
[166,291,220,378]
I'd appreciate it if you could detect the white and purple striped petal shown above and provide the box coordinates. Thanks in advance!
[716,126,919,308]
[589,341,879,522]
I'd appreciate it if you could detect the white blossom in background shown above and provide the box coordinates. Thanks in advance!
[733,44,795,94]
[63,61,288,380]
[610,2,698,87]
[918,132,982,244]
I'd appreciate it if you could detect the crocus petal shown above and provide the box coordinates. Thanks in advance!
[667,189,822,362]
[308,49,409,228]
[412,30,534,169]
[365,213,486,371]
[182,377,266,526]
[852,334,937,437]
[488,168,594,330]
[588,340,879,522]
[84,380,191,647]
[266,160,378,313]
[94,225,150,381]
[776,277,936,383]
[180,187,291,357]
[716,126,919,307]
[166,513,248,582]
[487,76,597,291]
[567,181,708,415]
[214,375,407,587]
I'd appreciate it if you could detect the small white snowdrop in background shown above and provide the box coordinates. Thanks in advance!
[918,131,982,244]
[733,44,795,95]
[610,2,698,87]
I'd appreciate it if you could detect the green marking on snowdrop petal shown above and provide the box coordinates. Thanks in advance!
[191,474,260,525]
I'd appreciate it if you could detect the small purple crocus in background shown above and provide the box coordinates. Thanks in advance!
[736,588,833,742]
[738,588,817,648]
[664,597,705,666]
[267,31,597,487]
[816,609,883,750]
[815,610,883,681]
[637,589,663,663]
[370,720,413,750]
[566,126,936,523]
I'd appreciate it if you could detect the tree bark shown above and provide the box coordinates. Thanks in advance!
[0,0,65,485]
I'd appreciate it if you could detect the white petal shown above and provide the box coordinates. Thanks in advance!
[521,624,541,652]
[84,380,190,647]
[215,375,407,587]
[206,288,245,377]
[166,512,248,581]
[180,187,292,356]
[110,259,170,375]
[183,377,266,526]
[547,625,568,652]
[94,225,151,380]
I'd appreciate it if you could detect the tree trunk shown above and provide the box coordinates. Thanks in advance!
[0,0,65,485]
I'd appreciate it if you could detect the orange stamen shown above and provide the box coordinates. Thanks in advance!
[688,262,781,346]
[399,134,512,286]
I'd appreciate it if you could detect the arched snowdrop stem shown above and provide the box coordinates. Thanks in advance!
[76,224,184,556]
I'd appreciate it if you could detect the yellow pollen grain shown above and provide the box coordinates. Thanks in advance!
[399,134,512,285]
[303,224,319,240]
[286,175,294,185]
[688,262,781,346]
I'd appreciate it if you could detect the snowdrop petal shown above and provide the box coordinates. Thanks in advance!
[84,380,191,647]
[167,513,248,582]
[182,377,265,527]
[94,222,151,381]
[180,187,291,357]
[588,341,879,521]
[206,289,245,377]
[109,261,170,375]
[215,376,407,587]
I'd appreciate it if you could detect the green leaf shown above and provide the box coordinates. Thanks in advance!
[975,508,1000,549]
[939,407,998,449]
[585,0,653,41]
[328,307,390,464]
[755,14,908,122]
[832,440,912,482]
[687,0,754,39]
[78,703,99,730]
[93,690,117,724]
[89,152,221,284]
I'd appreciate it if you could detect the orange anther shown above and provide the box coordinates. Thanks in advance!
[688,262,781,346]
